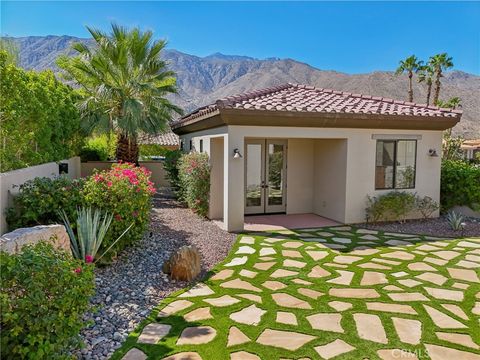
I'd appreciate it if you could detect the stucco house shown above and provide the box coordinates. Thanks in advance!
[172,84,461,232]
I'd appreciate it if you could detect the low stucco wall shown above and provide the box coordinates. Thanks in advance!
[0,157,80,235]
[81,160,170,187]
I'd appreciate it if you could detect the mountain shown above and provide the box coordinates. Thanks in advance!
[11,35,480,138]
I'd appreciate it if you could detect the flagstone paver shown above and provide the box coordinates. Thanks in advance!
[162,353,202,360]
[314,339,355,359]
[176,326,217,345]
[392,317,421,344]
[121,348,147,360]
[230,305,266,325]
[256,329,315,351]
[138,323,172,344]
[227,327,250,347]
[117,226,480,360]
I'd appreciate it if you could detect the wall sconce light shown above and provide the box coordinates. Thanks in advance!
[428,149,439,157]
[233,148,242,159]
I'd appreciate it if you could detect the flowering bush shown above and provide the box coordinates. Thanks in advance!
[0,240,95,358]
[82,163,154,258]
[178,152,210,217]
[6,176,85,231]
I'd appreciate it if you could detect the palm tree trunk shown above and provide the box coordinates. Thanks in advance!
[408,72,413,102]
[426,82,432,105]
[433,74,441,105]
[116,133,139,164]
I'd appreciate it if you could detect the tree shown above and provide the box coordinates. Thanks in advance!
[436,97,461,110]
[429,53,454,105]
[395,55,423,102]
[57,24,183,163]
[417,64,435,105]
[0,37,19,65]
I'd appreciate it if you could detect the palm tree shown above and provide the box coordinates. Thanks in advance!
[437,97,461,109]
[395,55,423,102]
[58,24,183,163]
[417,64,435,105]
[429,53,454,105]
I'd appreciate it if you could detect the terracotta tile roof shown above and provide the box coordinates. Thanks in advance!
[138,132,179,146]
[174,83,462,127]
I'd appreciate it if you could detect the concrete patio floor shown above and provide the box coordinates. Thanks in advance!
[244,213,340,231]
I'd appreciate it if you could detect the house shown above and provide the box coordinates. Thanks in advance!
[461,139,480,160]
[172,84,461,232]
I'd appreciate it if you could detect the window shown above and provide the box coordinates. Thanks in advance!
[199,139,203,153]
[180,139,184,151]
[375,140,416,189]
[189,139,193,151]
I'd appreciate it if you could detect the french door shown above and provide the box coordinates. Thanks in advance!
[245,139,287,214]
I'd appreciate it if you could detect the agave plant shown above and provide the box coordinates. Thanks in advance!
[60,207,132,263]
[446,211,466,231]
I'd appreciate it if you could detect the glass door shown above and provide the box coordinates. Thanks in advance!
[265,139,287,213]
[245,139,287,214]
[245,139,265,214]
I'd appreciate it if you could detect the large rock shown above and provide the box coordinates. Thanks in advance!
[0,224,71,255]
[163,245,201,281]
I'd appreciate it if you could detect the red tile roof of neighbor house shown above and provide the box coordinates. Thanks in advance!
[138,132,179,146]
[173,83,462,128]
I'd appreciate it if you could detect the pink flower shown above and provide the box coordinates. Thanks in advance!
[85,255,94,263]
[107,181,113,187]
[115,214,122,221]
[74,267,82,274]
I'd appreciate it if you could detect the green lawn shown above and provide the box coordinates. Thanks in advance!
[112,226,480,360]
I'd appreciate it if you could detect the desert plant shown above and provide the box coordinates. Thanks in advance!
[6,176,85,231]
[57,23,183,163]
[395,55,423,102]
[415,195,440,219]
[366,191,416,223]
[60,207,133,263]
[178,152,210,217]
[0,240,95,359]
[446,211,466,231]
[82,163,155,258]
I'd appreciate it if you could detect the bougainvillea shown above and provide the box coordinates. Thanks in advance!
[178,152,210,217]
[82,163,155,258]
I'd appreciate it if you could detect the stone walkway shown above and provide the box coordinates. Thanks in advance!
[113,226,480,360]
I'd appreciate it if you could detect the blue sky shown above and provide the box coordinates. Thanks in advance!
[1,1,479,74]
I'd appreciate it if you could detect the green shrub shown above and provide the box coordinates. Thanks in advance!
[79,134,116,161]
[366,191,416,223]
[441,160,480,211]
[178,152,210,217]
[6,176,85,231]
[415,195,440,219]
[0,51,84,172]
[163,149,183,197]
[0,241,95,359]
[82,163,154,258]
[139,144,171,159]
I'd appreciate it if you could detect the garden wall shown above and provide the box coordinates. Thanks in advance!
[81,161,169,187]
[0,157,81,235]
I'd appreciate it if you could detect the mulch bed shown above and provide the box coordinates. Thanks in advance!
[360,215,480,238]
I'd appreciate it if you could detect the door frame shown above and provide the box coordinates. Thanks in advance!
[244,138,288,215]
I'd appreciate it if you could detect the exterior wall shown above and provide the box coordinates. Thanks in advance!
[313,139,348,222]
[209,137,224,219]
[0,157,81,235]
[286,139,314,214]
[81,161,170,187]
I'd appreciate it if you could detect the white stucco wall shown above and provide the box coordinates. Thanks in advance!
[180,125,443,231]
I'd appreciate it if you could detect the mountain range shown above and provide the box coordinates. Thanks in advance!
[12,35,480,138]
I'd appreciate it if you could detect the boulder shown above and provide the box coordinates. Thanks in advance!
[163,245,201,281]
[0,224,71,255]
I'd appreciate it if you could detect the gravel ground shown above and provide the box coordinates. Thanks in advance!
[76,189,236,360]
[360,215,480,238]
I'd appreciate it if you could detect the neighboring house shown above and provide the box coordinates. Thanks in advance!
[138,131,180,151]
[461,139,480,160]
[172,84,461,231]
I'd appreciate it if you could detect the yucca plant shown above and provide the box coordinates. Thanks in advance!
[60,207,132,263]
[446,211,466,231]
